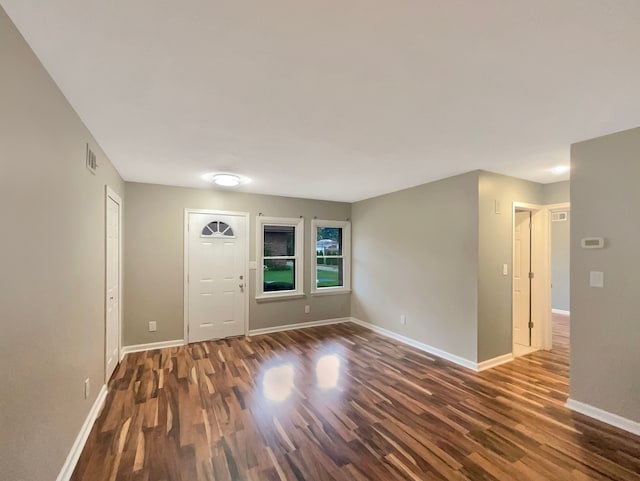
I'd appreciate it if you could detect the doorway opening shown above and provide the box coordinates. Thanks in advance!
[512,202,552,358]
[549,202,571,354]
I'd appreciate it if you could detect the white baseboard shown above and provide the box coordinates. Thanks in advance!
[122,320,350,355]
[477,353,514,371]
[565,398,640,436]
[120,339,185,360]
[56,384,108,481]
[552,309,570,316]
[349,317,479,371]
[249,317,349,336]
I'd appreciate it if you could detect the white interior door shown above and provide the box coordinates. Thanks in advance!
[187,212,246,342]
[105,190,121,381]
[513,210,531,348]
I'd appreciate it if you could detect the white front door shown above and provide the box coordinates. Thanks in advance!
[105,189,121,381]
[513,210,531,348]
[187,212,246,342]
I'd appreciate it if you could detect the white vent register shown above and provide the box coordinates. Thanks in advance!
[86,143,97,174]
[552,211,568,222]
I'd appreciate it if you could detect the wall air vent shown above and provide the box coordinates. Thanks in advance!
[552,211,568,222]
[86,143,97,174]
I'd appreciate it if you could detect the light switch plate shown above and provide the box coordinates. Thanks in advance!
[503,264,508,276]
[590,271,604,288]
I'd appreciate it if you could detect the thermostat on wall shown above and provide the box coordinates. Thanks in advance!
[581,237,604,249]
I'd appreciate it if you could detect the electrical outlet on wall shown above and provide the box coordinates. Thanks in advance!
[149,320,157,332]
[304,305,310,314]
[400,314,406,325]
[84,378,90,399]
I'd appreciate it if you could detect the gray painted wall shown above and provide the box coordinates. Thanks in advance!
[551,212,570,311]
[0,7,125,480]
[570,127,640,422]
[477,171,544,361]
[124,182,351,345]
[352,170,570,364]
[351,172,480,362]
[543,180,570,205]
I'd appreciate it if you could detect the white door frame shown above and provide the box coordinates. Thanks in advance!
[183,209,250,342]
[512,202,552,352]
[105,186,123,382]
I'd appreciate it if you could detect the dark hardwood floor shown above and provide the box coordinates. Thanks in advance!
[72,315,640,480]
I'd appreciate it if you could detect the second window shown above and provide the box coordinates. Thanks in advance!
[312,219,351,294]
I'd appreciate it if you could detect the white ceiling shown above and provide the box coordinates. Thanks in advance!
[3,1,640,202]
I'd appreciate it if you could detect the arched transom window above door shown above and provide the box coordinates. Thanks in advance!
[201,221,235,238]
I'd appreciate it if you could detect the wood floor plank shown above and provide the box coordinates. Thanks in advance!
[71,314,640,480]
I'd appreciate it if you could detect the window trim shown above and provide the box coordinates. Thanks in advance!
[311,219,351,295]
[256,216,305,300]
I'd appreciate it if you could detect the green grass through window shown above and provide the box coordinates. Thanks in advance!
[316,266,341,288]
[263,268,294,285]
[263,266,343,289]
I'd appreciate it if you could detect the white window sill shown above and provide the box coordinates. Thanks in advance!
[255,292,306,302]
[311,288,352,297]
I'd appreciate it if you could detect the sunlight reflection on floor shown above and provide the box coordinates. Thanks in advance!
[316,354,341,389]
[262,363,294,402]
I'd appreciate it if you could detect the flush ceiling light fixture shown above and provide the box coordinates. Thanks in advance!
[212,174,240,186]
[202,172,251,187]
[550,165,570,175]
